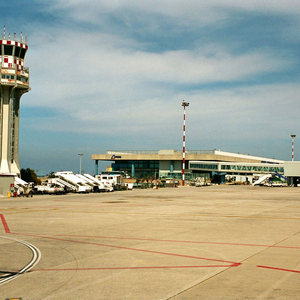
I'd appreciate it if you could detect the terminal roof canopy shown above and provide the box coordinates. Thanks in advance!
[92,150,284,164]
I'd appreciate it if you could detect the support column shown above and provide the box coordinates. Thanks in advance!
[170,160,174,173]
[10,91,21,174]
[0,87,12,173]
[131,162,135,178]
[94,160,99,175]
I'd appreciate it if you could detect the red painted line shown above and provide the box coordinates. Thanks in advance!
[0,214,10,233]
[37,234,300,250]
[4,213,299,275]
[36,264,238,272]
[0,214,242,268]
[11,232,240,266]
[257,265,300,274]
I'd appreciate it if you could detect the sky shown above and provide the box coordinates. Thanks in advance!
[0,1,299,175]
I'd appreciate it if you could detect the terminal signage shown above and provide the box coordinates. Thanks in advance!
[111,154,122,160]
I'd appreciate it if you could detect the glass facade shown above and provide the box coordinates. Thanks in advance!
[190,161,284,174]
[221,164,284,173]
[112,160,159,178]
[190,163,218,170]
[105,158,285,180]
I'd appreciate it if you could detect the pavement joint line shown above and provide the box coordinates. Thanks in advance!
[4,208,59,215]
[166,261,238,300]
[181,213,300,220]
[9,210,300,220]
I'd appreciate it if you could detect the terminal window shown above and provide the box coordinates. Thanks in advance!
[1,74,14,79]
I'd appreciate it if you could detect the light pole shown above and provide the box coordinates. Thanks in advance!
[78,153,84,174]
[182,101,189,186]
[291,134,296,161]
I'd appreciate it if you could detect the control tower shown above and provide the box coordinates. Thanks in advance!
[0,28,30,175]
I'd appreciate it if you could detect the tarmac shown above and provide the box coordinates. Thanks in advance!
[0,185,299,299]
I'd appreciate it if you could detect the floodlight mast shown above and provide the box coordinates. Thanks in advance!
[291,134,296,161]
[182,101,190,186]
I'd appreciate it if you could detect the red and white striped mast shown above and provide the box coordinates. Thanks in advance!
[291,134,296,161]
[182,101,190,186]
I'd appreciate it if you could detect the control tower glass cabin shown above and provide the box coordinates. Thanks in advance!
[0,34,29,175]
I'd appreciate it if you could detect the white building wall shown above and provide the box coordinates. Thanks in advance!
[284,162,300,176]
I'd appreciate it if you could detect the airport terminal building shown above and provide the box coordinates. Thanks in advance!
[92,150,289,183]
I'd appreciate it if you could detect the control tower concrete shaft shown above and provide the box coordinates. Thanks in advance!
[0,30,29,174]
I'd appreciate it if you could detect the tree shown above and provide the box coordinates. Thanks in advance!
[20,168,41,185]
[48,172,55,178]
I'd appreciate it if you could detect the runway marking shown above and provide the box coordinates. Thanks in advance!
[9,209,297,222]
[1,214,299,275]
[1,213,240,270]
[0,235,41,285]
[46,234,300,250]
[257,265,300,274]
[11,231,240,267]
[36,264,237,272]
[0,215,41,286]
[0,214,10,233]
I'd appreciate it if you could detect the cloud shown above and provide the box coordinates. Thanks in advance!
[14,0,299,168]
[26,27,291,103]
[41,0,300,25]
[19,16,296,143]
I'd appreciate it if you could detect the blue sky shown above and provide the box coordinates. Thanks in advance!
[1,1,299,175]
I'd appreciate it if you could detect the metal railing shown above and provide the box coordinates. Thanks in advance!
[106,150,216,155]
[107,150,160,155]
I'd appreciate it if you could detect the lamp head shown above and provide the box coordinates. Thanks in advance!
[182,101,190,107]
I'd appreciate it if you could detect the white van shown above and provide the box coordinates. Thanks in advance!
[96,174,121,186]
